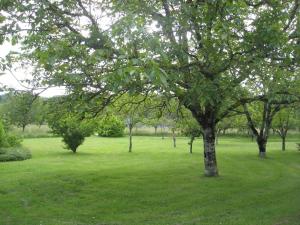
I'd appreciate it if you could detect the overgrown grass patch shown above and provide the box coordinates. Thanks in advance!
[0,147,32,162]
[11,125,54,138]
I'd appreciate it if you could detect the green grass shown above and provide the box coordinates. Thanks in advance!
[0,136,300,225]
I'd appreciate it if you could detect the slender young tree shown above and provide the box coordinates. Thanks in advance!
[272,107,298,151]
[114,94,159,152]
[180,116,202,154]
[164,100,183,149]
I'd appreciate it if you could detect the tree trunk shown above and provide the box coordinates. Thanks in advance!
[257,138,267,158]
[282,136,286,151]
[22,124,26,132]
[277,128,288,152]
[189,136,194,154]
[161,126,164,139]
[129,125,133,153]
[202,127,218,176]
[172,129,176,148]
[185,104,218,176]
[154,126,157,135]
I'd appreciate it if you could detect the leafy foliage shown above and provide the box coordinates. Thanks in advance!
[48,114,95,153]
[181,119,202,140]
[46,97,95,153]
[0,117,22,148]
[4,92,37,131]
[0,117,6,147]
[0,117,28,162]
[97,115,125,137]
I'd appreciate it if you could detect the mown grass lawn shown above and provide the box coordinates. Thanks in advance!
[0,136,300,225]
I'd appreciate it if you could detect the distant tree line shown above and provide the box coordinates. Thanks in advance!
[0,91,299,155]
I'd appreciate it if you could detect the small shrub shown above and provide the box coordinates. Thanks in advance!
[62,130,86,153]
[0,147,31,162]
[49,115,95,153]
[0,148,6,154]
[0,118,23,148]
[5,134,22,147]
[0,119,6,147]
[97,115,125,137]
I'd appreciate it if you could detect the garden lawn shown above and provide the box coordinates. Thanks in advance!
[0,136,300,225]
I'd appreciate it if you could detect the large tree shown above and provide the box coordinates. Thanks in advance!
[1,0,299,176]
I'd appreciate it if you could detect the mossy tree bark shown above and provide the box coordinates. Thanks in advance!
[186,104,219,177]
[202,126,218,176]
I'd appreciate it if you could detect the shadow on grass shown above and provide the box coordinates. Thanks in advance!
[53,151,96,157]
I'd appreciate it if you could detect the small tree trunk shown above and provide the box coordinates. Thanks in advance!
[172,129,176,148]
[203,127,218,176]
[161,126,165,139]
[129,125,133,153]
[257,138,267,158]
[189,136,195,154]
[22,125,26,132]
[72,148,77,153]
[154,126,157,135]
[282,136,286,151]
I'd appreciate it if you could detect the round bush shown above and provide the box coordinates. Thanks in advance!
[5,134,22,147]
[0,147,32,162]
[0,118,23,148]
[97,116,125,137]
